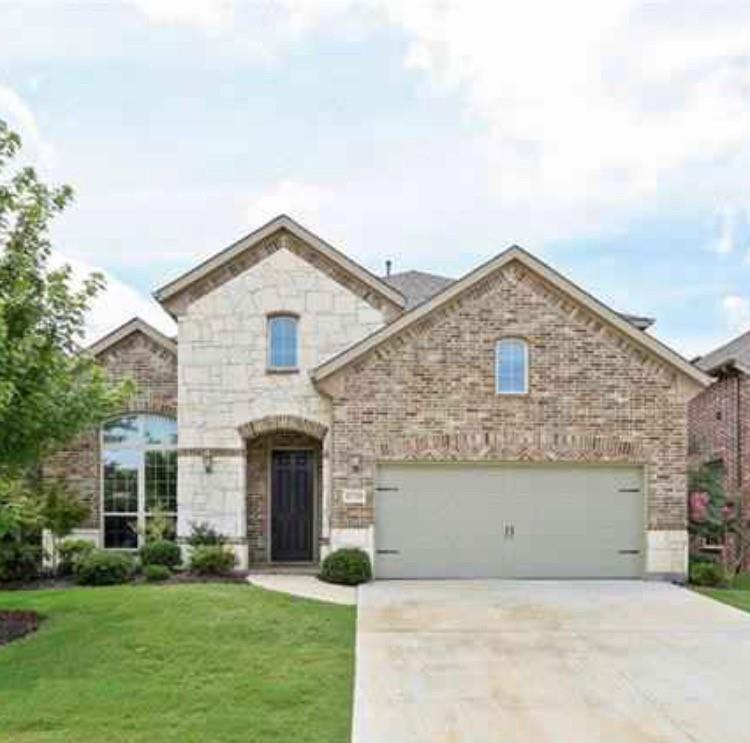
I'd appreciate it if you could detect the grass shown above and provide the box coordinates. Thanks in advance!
[0,583,355,743]
[695,572,750,614]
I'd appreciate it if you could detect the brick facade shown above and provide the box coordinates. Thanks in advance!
[42,329,177,528]
[688,374,750,498]
[688,372,750,564]
[318,260,697,574]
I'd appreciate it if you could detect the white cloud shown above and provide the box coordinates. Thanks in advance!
[371,0,750,233]
[247,180,333,228]
[129,0,233,30]
[721,295,750,334]
[714,207,736,255]
[0,86,55,166]
[51,252,176,345]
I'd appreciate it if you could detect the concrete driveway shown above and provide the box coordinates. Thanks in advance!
[353,581,750,743]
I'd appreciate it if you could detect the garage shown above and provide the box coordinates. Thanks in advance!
[374,463,644,579]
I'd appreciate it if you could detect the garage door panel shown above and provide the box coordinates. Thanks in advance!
[375,464,644,579]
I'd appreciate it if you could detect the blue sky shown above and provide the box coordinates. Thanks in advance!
[2,0,750,358]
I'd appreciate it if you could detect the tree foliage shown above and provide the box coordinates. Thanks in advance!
[0,119,132,473]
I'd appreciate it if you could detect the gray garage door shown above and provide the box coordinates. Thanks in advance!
[375,463,644,579]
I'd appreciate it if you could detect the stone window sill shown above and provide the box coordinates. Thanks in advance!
[266,367,300,375]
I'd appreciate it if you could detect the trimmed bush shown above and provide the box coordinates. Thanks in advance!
[0,540,42,583]
[144,564,171,583]
[57,539,95,576]
[187,522,226,547]
[74,550,134,586]
[319,548,372,586]
[689,560,727,587]
[189,545,237,575]
[140,540,181,569]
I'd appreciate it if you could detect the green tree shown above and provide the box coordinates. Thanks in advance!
[0,119,132,474]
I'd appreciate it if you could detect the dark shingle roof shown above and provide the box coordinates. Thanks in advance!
[382,270,655,330]
[695,329,750,375]
[382,270,455,309]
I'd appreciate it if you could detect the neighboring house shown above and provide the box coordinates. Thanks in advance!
[689,331,750,557]
[44,215,708,580]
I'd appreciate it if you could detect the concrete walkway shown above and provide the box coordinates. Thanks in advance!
[353,580,750,743]
[246,573,356,606]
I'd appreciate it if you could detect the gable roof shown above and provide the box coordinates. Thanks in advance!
[382,270,455,309]
[312,245,710,387]
[694,328,750,376]
[86,317,177,357]
[153,214,405,313]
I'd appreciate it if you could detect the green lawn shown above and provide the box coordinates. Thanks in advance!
[0,584,355,743]
[696,573,750,614]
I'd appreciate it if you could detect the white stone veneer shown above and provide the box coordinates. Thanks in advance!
[646,529,688,579]
[177,246,387,559]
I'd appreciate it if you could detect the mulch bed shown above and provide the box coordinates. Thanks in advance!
[0,611,40,646]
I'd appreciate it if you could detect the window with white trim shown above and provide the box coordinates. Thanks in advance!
[268,314,299,370]
[495,338,528,394]
[101,414,177,549]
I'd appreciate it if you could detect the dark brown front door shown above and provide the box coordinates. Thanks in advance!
[271,450,314,562]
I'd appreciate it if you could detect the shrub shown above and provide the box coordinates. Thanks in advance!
[58,539,95,576]
[140,540,181,569]
[0,540,42,583]
[75,550,134,586]
[689,560,727,587]
[319,548,372,586]
[187,522,226,547]
[189,545,237,575]
[144,564,171,582]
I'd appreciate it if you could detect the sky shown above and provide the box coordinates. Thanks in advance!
[2,0,750,358]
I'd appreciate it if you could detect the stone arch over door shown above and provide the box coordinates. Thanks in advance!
[238,414,328,442]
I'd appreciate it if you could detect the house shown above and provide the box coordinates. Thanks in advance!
[44,215,709,580]
[689,331,750,558]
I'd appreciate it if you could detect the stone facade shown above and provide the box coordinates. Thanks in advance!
[43,329,178,531]
[317,260,699,578]
[176,243,389,567]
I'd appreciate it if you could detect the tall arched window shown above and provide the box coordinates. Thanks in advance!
[495,338,529,394]
[101,414,178,549]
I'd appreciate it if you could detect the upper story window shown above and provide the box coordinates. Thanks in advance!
[268,314,299,370]
[496,338,528,394]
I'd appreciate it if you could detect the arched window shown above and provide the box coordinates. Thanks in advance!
[267,314,299,370]
[495,338,529,394]
[101,414,177,549]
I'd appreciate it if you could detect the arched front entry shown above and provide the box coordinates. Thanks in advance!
[239,416,327,566]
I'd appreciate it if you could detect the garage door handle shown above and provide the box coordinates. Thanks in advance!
[376,549,400,555]
[618,549,640,555]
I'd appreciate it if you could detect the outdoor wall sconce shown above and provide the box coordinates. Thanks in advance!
[202,449,214,474]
